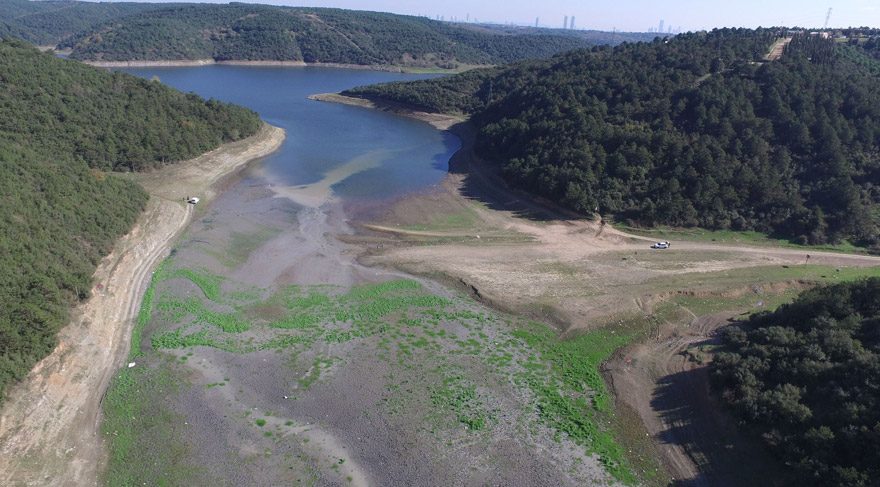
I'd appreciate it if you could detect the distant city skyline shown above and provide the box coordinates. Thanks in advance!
[103,0,880,31]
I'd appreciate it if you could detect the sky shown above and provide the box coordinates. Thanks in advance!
[121,0,879,32]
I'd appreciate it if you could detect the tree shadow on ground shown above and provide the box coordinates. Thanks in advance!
[651,353,790,487]
[447,122,587,223]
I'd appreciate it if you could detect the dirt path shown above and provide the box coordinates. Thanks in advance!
[764,37,792,61]
[605,311,788,485]
[0,124,285,487]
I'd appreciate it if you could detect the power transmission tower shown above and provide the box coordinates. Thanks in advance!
[824,7,832,28]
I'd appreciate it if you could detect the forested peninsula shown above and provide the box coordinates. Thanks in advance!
[0,40,261,400]
[346,28,880,247]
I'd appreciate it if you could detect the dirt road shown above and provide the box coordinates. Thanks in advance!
[764,37,792,61]
[605,311,790,486]
[0,124,284,487]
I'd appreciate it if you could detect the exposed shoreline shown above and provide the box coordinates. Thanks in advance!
[79,59,466,73]
[0,123,285,486]
[309,93,466,131]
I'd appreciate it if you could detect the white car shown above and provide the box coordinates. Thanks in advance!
[651,241,670,249]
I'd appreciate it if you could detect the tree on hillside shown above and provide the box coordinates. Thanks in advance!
[712,278,880,486]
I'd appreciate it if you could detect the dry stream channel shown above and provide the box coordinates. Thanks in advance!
[105,66,620,485]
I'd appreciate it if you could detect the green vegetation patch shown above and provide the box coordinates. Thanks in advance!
[169,268,224,301]
[513,323,644,483]
[138,270,657,482]
[205,227,282,269]
[297,356,337,390]
[430,370,492,431]
[102,363,207,486]
[130,260,169,358]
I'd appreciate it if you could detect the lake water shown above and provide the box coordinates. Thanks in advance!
[123,65,459,203]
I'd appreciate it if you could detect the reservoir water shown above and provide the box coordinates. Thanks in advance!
[123,65,459,203]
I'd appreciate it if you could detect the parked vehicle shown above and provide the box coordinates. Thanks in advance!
[651,241,670,249]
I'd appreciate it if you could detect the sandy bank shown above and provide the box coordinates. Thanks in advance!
[80,59,455,73]
[309,93,466,131]
[0,123,285,487]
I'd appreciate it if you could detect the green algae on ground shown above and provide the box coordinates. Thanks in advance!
[137,267,644,483]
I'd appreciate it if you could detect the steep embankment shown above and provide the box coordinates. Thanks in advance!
[345,28,880,247]
[0,39,262,403]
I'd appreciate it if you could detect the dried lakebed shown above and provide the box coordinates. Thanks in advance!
[101,66,626,485]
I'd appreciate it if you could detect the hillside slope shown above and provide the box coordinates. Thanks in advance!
[55,4,593,68]
[0,40,261,401]
[347,29,880,246]
[0,0,163,46]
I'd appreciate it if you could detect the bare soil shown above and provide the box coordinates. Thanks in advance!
[604,312,791,486]
[309,93,466,130]
[0,124,284,487]
[358,156,880,333]
[764,37,792,62]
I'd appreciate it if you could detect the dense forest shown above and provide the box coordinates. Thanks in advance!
[0,0,164,46]
[454,23,655,47]
[712,278,880,486]
[0,40,261,401]
[53,4,595,68]
[347,29,880,246]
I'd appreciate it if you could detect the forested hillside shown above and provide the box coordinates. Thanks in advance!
[0,0,163,46]
[347,29,880,246]
[453,23,656,47]
[712,278,880,486]
[0,40,261,401]
[56,4,592,68]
